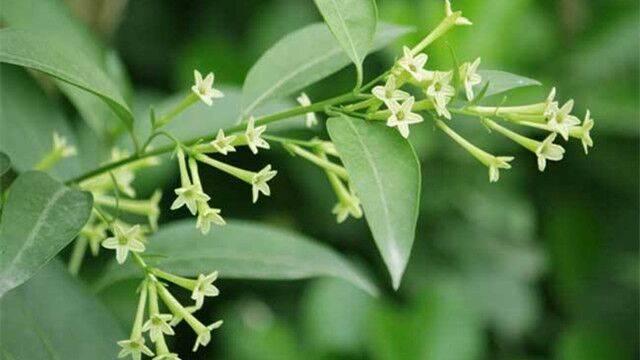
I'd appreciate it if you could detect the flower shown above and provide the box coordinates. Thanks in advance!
[488,156,514,183]
[444,0,472,26]
[117,337,154,360]
[570,110,594,154]
[191,272,220,308]
[170,305,199,326]
[171,184,210,215]
[191,70,223,106]
[52,132,77,157]
[371,75,410,106]
[153,354,181,360]
[244,116,270,154]
[210,129,236,155]
[332,191,363,223]
[547,100,581,140]
[386,97,424,138]
[196,206,225,235]
[80,216,108,256]
[193,321,224,352]
[543,87,559,118]
[535,133,565,171]
[251,165,277,203]
[460,58,482,100]
[425,71,455,119]
[296,93,318,127]
[102,224,146,264]
[397,46,430,82]
[142,314,175,343]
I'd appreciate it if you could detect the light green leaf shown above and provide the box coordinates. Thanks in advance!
[0,171,92,297]
[0,28,134,130]
[477,70,541,98]
[313,0,377,87]
[95,220,378,296]
[0,152,9,180]
[1,260,125,359]
[327,115,420,289]
[242,22,412,117]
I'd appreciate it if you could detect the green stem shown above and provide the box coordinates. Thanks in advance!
[286,144,349,180]
[67,236,88,276]
[154,93,199,129]
[34,151,62,171]
[411,14,461,55]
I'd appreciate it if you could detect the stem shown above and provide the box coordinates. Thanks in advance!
[286,144,349,180]
[132,252,149,272]
[154,93,199,129]
[411,14,460,55]
[131,280,148,338]
[67,236,88,276]
[34,151,62,171]
[65,92,359,185]
[151,268,196,290]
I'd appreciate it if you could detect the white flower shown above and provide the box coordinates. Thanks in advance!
[445,0,472,26]
[196,206,225,235]
[117,337,154,360]
[251,165,277,203]
[371,75,410,106]
[397,46,430,82]
[460,58,482,100]
[488,156,514,183]
[52,132,77,157]
[571,110,594,154]
[102,224,146,264]
[535,133,565,172]
[547,100,581,140]
[153,354,181,360]
[192,321,223,352]
[80,217,108,256]
[296,93,318,128]
[244,116,270,154]
[171,184,210,215]
[142,314,175,343]
[386,97,424,138]
[191,272,220,308]
[543,87,559,118]
[210,129,236,155]
[332,192,363,223]
[191,70,223,106]
[170,305,199,326]
[425,71,455,119]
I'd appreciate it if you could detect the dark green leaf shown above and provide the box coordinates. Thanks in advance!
[0,171,92,297]
[327,115,421,289]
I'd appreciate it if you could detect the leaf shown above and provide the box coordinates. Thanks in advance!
[0,171,92,297]
[1,260,126,359]
[0,64,82,180]
[313,0,377,87]
[0,28,134,130]
[327,115,421,289]
[477,70,541,98]
[0,152,9,180]
[242,22,412,117]
[94,220,378,296]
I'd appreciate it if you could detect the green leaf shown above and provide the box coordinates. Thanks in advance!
[242,22,412,117]
[0,152,10,180]
[477,70,541,98]
[0,171,92,297]
[0,64,81,180]
[313,0,377,87]
[327,115,421,289]
[1,260,125,359]
[0,28,134,130]
[94,220,378,296]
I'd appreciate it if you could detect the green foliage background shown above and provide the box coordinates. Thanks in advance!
[4,0,639,359]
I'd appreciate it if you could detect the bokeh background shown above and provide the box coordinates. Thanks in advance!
[12,0,640,359]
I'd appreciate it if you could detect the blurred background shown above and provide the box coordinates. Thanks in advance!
[10,0,640,359]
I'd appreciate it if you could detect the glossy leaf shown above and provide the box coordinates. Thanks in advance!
[327,115,421,289]
[477,70,541,98]
[0,171,92,297]
[242,22,412,117]
[95,220,378,296]
[0,28,134,130]
[0,260,125,359]
[313,0,377,87]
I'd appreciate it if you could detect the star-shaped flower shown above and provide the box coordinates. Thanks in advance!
[571,110,594,154]
[487,156,514,183]
[425,71,455,119]
[142,314,175,343]
[251,165,277,203]
[210,129,237,155]
[192,320,223,352]
[460,58,482,100]
[191,272,220,308]
[332,191,363,223]
[191,70,223,106]
[170,184,210,215]
[543,87,559,118]
[386,97,424,138]
[52,132,77,158]
[296,93,318,127]
[196,206,225,235]
[445,0,472,26]
[397,46,430,82]
[535,133,565,171]
[117,337,154,360]
[244,116,270,154]
[102,224,146,264]
[371,75,410,106]
[547,100,581,140]
[81,217,108,256]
